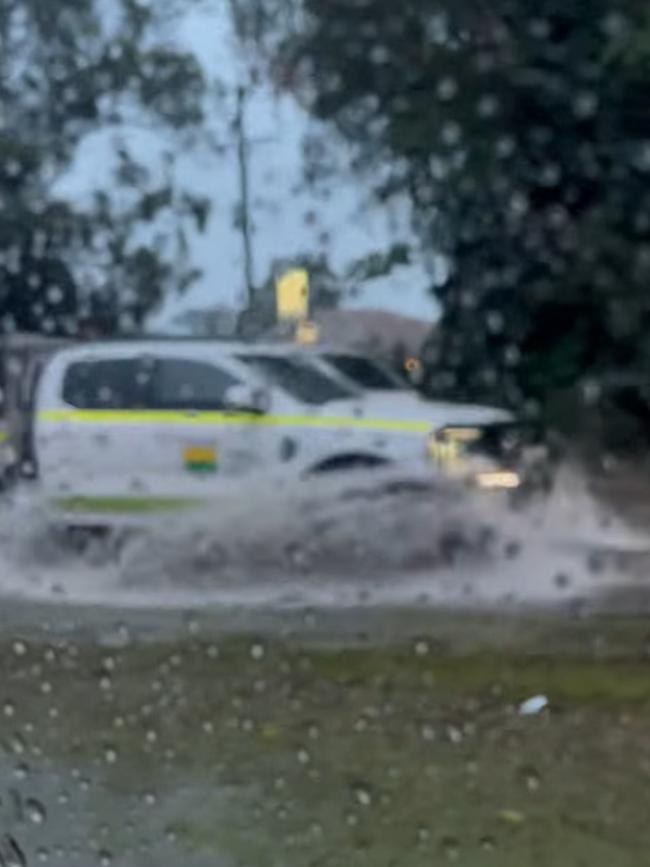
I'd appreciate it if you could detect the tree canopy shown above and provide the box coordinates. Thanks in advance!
[0,0,209,334]
[231,0,650,416]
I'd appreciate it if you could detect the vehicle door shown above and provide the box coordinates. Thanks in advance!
[43,355,156,499]
[145,356,266,495]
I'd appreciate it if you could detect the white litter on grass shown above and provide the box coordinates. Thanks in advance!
[519,695,549,716]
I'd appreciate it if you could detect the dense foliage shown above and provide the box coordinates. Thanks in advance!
[0,0,209,334]
[231,0,650,420]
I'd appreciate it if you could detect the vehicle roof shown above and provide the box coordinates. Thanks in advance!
[44,339,260,362]
[45,339,380,362]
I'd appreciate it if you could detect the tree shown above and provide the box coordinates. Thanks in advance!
[229,0,650,418]
[0,0,209,334]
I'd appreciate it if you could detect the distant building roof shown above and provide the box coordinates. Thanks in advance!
[306,308,429,355]
[167,304,431,355]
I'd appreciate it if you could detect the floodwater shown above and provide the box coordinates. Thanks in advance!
[0,465,647,613]
[0,468,649,865]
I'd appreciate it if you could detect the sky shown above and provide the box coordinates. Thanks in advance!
[61,2,438,330]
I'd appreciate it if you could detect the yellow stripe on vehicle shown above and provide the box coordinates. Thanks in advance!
[37,409,430,434]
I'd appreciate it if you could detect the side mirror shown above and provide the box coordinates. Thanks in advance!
[223,383,270,414]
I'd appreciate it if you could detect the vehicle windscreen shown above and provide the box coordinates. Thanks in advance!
[324,353,406,390]
[238,354,356,405]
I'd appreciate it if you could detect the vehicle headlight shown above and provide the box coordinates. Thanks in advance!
[426,431,458,463]
[475,470,521,489]
[439,427,482,443]
[426,426,481,463]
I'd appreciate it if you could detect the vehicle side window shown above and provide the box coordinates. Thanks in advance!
[152,358,240,410]
[62,359,153,409]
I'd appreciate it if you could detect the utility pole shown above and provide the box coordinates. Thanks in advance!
[234,85,255,308]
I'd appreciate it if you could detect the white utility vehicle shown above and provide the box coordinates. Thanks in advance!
[35,340,522,524]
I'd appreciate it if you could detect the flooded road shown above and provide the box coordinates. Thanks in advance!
[0,468,649,865]
[0,466,648,614]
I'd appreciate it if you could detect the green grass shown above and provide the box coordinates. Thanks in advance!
[2,634,650,865]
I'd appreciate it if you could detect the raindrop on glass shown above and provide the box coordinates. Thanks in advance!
[25,798,47,825]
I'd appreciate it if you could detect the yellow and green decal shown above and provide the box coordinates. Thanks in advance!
[183,444,218,474]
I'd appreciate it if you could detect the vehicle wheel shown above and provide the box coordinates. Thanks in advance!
[0,464,18,492]
[308,454,391,474]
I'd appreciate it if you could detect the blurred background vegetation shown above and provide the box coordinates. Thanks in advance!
[5,0,650,450]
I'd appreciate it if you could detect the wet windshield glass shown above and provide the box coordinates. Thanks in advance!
[324,353,406,390]
[238,353,356,404]
[2,0,650,863]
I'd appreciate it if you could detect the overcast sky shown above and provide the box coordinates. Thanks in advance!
[62,2,438,329]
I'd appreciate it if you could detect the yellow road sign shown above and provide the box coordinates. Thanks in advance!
[276,268,309,321]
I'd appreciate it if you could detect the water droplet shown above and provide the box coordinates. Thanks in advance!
[9,734,26,755]
[250,643,265,660]
[104,747,117,764]
[25,798,46,825]
[441,121,462,146]
[12,641,26,657]
[98,851,113,866]
[354,785,372,807]
[440,836,460,861]
[0,835,26,867]
[414,640,429,656]
[519,765,542,792]
[297,748,310,765]
[13,763,28,780]
[4,701,15,717]
[437,77,458,101]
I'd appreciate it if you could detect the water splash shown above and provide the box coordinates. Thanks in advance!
[0,465,647,611]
